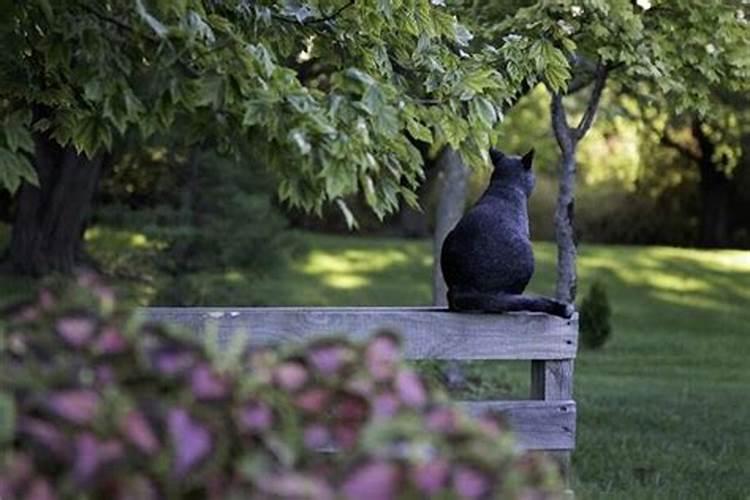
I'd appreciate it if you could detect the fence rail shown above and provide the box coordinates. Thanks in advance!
[144,307,579,453]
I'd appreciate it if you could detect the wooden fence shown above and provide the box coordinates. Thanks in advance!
[146,306,579,457]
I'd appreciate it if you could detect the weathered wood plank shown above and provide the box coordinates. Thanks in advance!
[143,307,578,360]
[531,360,575,400]
[459,400,576,451]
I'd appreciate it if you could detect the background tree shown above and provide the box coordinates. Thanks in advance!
[486,0,750,302]
[0,0,572,276]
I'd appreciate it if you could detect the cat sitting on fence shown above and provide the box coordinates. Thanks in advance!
[440,148,574,318]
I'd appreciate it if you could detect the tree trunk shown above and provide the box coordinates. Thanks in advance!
[549,63,607,304]
[554,150,578,303]
[550,94,579,304]
[692,119,732,248]
[5,131,104,276]
[432,147,469,307]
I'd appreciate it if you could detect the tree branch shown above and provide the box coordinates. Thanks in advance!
[550,92,574,154]
[574,62,608,140]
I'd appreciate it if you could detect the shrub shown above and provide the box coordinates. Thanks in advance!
[579,280,613,350]
[0,275,562,499]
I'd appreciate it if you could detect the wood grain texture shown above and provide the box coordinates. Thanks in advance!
[459,400,576,451]
[143,307,578,361]
[531,360,575,400]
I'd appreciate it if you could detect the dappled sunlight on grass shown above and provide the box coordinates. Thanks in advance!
[323,273,371,289]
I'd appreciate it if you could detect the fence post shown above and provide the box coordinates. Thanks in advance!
[531,359,575,492]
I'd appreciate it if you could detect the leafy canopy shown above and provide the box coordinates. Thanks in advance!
[0,0,572,222]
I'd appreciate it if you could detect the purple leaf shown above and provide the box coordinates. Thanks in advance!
[237,402,273,433]
[168,408,212,477]
[120,410,159,455]
[94,327,128,355]
[72,433,124,485]
[412,459,450,495]
[94,365,115,386]
[294,388,329,413]
[257,473,334,500]
[19,418,69,459]
[55,317,96,347]
[365,334,400,381]
[191,363,229,400]
[334,395,368,421]
[25,478,57,500]
[303,424,330,449]
[0,453,33,494]
[395,370,427,408]
[273,362,308,391]
[333,425,359,450]
[118,475,159,500]
[48,389,99,425]
[453,466,490,499]
[426,407,459,433]
[372,392,400,418]
[153,349,196,376]
[341,462,399,500]
[308,345,350,375]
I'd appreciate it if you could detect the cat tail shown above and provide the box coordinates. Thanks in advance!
[447,289,574,318]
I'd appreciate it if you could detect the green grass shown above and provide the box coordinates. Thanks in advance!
[2,224,749,498]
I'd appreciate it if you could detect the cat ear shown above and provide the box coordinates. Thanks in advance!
[521,149,535,170]
[489,148,505,165]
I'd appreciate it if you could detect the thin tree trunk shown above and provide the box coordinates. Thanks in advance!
[554,149,578,303]
[6,131,104,276]
[432,147,469,307]
[550,62,608,303]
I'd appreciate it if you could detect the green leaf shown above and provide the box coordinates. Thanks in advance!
[470,97,498,127]
[136,0,169,37]
[72,114,112,157]
[3,117,34,154]
[335,198,359,229]
[0,147,38,193]
[406,118,433,143]
[0,391,15,445]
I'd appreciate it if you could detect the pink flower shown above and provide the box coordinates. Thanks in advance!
[168,408,212,477]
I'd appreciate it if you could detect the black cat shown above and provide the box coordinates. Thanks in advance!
[440,148,574,318]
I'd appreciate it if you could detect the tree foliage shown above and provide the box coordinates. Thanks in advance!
[0,0,574,222]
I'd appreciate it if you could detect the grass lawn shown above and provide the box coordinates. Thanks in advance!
[2,225,749,498]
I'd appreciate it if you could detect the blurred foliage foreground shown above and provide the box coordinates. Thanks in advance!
[0,274,561,499]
